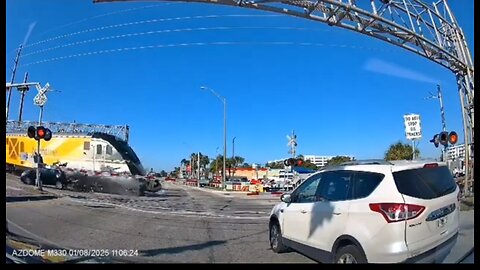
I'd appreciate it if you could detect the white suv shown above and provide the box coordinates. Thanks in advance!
[269,160,460,263]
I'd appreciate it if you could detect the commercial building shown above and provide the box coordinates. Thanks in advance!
[446,144,465,161]
[268,154,355,168]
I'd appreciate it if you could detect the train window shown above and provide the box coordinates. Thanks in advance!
[84,142,90,150]
[106,145,113,155]
[96,144,102,155]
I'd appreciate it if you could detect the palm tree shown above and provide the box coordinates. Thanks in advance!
[180,158,187,166]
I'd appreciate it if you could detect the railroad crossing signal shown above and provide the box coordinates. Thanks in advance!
[27,126,52,141]
[284,158,304,167]
[430,131,457,148]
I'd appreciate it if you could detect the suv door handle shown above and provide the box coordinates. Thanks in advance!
[300,210,307,214]
[333,212,342,215]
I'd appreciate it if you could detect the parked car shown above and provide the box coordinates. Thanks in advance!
[199,178,210,187]
[20,167,69,189]
[268,160,460,263]
[228,177,249,183]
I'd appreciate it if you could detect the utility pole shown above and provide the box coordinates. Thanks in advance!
[232,137,236,177]
[6,45,23,122]
[197,152,200,187]
[18,72,29,123]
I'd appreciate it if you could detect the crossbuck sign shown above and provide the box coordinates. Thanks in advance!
[33,83,50,107]
[404,114,422,140]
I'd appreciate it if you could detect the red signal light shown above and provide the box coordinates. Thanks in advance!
[296,159,304,167]
[448,131,458,145]
[37,128,45,138]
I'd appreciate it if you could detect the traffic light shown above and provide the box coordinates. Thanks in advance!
[27,125,52,141]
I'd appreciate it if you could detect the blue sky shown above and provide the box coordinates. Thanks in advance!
[6,0,474,171]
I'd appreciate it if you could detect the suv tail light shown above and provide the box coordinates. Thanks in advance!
[369,203,425,223]
[423,163,438,168]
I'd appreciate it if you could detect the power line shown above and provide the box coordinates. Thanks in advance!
[22,26,332,58]
[34,3,172,37]
[22,14,282,49]
[6,3,176,57]
[20,41,394,67]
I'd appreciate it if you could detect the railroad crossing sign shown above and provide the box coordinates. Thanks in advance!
[404,114,422,140]
[287,130,297,157]
[33,83,50,107]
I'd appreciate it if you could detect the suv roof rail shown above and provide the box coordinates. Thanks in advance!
[337,159,394,166]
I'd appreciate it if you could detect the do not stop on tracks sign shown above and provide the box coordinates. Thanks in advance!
[404,114,422,140]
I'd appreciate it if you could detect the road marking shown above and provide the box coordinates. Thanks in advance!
[67,198,268,220]
[6,199,58,208]
[7,186,23,191]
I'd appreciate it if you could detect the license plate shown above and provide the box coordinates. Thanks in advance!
[437,216,448,227]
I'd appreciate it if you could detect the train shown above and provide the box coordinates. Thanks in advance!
[6,120,161,195]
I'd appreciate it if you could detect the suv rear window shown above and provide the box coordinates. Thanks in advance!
[393,166,456,200]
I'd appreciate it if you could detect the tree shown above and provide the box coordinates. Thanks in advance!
[209,155,224,175]
[326,156,353,166]
[180,158,187,166]
[266,161,284,169]
[240,162,251,168]
[385,141,420,160]
[159,170,167,177]
[200,154,210,168]
[170,167,180,177]
[233,156,245,167]
[209,155,246,177]
[299,160,318,170]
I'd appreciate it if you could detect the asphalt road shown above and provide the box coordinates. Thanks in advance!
[6,174,314,263]
[6,174,474,263]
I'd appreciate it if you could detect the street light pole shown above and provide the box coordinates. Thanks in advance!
[215,147,219,182]
[232,137,236,177]
[201,86,227,190]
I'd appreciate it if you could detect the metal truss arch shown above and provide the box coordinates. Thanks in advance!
[93,0,474,186]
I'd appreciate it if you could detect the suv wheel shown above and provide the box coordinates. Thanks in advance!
[269,222,288,253]
[335,245,367,264]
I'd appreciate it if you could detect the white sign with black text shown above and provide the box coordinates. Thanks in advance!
[404,114,422,140]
